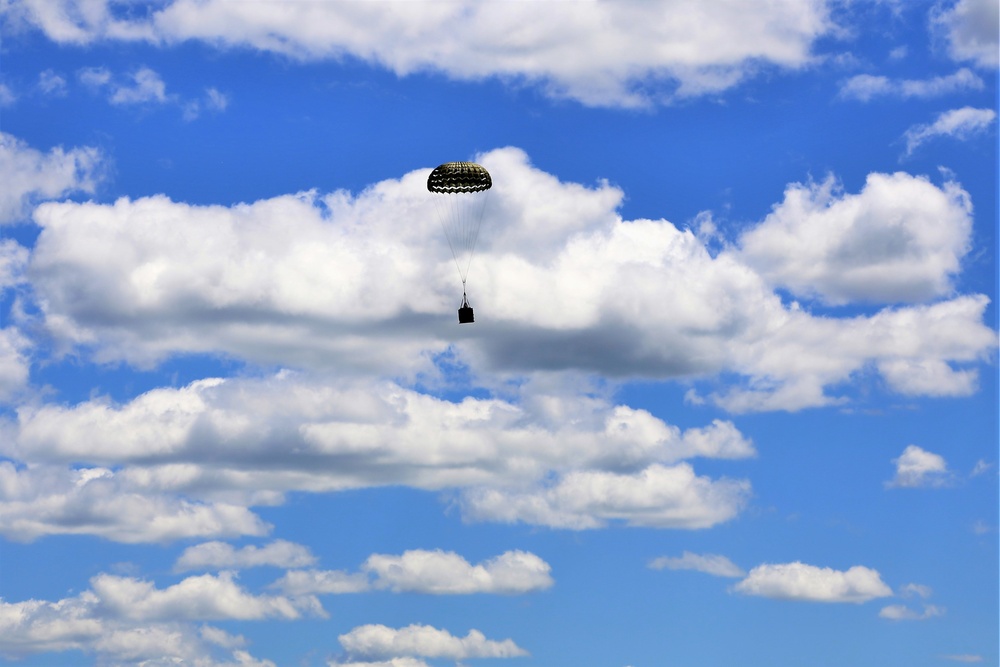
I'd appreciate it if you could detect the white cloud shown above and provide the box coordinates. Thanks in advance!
[877,358,978,396]
[737,172,973,304]
[333,659,429,667]
[174,540,317,572]
[0,82,15,106]
[205,87,229,111]
[903,107,996,155]
[0,462,270,543]
[887,445,952,488]
[460,463,750,530]
[108,66,169,105]
[10,0,835,107]
[79,65,171,105]
[970,459,993,477]
[269,569,370,597]
[649,551,745,578]
[90,571,324,621]
[899,583,933,599]
[0,576,293,664]
[363,549,553,594]
[837,68,983,101]
[879,603,944,620]
[200,625,247,650]
[2,370,755,539]
[23,147,995,412]
[11,372,748,488]
[37,69,68,96]
[274,548,553,596]
[0,132,105,224]
[932,0,999,68]
[734,562,893,603]
[338,624,527,661]
[675,419,757,460]
[0,239,29,287]
[77,65,112,88]
[0,326,31,402]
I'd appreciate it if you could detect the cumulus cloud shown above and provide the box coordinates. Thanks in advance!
[903,107,996,156]
[107,66,169,105]
[737,172,973,304]
[3,368,755,540]
[175,540,317,572]
[0,462,271,543]
[460,463,750,530]
[0,132,105,224]
[733,562,892,603]
[362,549,553,594]
[837,68,983,101]
[932,0,999,68]
[887,445,952,488]
[338,624,527,661]
[273,549,553,597]
[0,326,31,402]
[9,0,835,107]
[649,551,745,577]
[23,147,995,413]
[0,239,29,287]
[91,571,324,621]
[0,574,300,664]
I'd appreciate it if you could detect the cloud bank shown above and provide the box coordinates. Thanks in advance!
[5,0,836,107]
[21,146,994,414]
[0,571,317,664]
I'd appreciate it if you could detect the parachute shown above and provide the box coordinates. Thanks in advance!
[427,161,492,324]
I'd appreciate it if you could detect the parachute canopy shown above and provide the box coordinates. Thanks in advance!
[427,161,492,194]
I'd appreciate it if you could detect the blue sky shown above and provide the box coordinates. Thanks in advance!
[0,1,997,665]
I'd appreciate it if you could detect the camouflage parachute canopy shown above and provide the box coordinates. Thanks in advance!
[427,162,492,193]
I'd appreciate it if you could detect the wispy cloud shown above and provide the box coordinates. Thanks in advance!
[838,68,983,102]
[0,82,15,107]
[77,65,228,119]
[940,655,984,663]
[175,540,318,572]
[649,551,745,578]
[903,107,996,155]
[879,603,944,620]
[37,69,68,96]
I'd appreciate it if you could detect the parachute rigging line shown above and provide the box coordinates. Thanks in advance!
[428,162,492,286]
